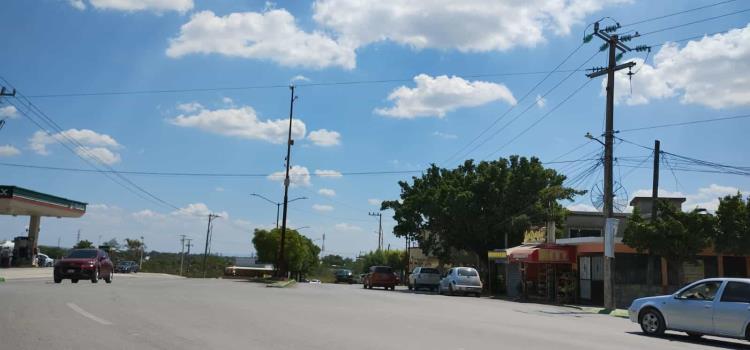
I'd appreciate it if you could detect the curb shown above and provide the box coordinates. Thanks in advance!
[266,280,296,288]
[563,305,629,318]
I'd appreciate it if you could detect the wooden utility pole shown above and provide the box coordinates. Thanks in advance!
[277,85,298,278]
[368,212,383,250]
[179,234,187,276]
[202,214,220,278]
[651,140,661,221]
[586,21,637,310]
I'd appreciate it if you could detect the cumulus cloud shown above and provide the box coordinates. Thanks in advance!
[368,198,381,206]
[334,222,362,231]
[314,169,342,179]
[631,184,745,213]
[0,145,21,157]
[313,0,626,52]
[177,102,203,113]
[567,203,597,212]
[312,204,334,212]
[29,129,122,164]
[268,165,312,187]
[291,75,310,83]
[308,129,341,147]
[72,0,193,12]
[171,202,228,218]
[375,74,516,118]
[0,105,18,118]
[318,188,336,197]
[611,24,750,108]
[169,105,306,144]
[167,9,356,69]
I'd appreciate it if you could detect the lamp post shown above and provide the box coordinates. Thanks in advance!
[250,194,307,229]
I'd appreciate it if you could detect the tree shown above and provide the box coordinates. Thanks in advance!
[103,238,121,251]
[73,240,93,249]
[252,228,320,278]
[623,202,715,284]
[357,250,406,274]
[321,254,351,267]
[382,156,580,267]
[714,192,750,255]
[125,238,144,251]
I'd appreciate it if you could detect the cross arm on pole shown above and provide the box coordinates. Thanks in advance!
[586,61,636,78]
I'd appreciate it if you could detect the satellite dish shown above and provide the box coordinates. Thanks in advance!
[590,181,629,213]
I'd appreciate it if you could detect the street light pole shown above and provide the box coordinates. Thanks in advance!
[250,194,306,230]
[278,85,298,278]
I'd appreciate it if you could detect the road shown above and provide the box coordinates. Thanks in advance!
[1,274,747,350]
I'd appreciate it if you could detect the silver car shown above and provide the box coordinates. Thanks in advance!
[408,267,441,292]
[438,267,482,297]
[629,278,750,341]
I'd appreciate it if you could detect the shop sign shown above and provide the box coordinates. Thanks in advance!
[538,248,569,263]
[523,228,546,244]
[487,251,507,259]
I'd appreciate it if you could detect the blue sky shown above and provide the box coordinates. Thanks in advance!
[1,0,749,257]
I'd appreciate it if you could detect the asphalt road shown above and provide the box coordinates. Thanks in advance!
[1,275,748,350]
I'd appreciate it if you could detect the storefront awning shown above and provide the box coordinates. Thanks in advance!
[507,244,575,264]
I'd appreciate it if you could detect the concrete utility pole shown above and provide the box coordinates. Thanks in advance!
[76,229,81,244]
[277,85,298,278]
[586,21,637,310]
[202,214,220,278]
[179,234,187,276]
[185,238,193,274]
[139,235,145,269]
[651,140,661,221]
[368,212,383,251]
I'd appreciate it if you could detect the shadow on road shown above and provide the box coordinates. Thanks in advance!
[626,331,750,349]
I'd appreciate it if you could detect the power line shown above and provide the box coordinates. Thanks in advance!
[621,0,738,27]
[638,8,750,37]
[618,113,750,132]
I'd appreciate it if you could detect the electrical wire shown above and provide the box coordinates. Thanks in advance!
[618,113,750,132]
[621,0,738,27]
[638,8,750,37]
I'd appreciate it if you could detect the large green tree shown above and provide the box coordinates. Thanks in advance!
[623,202,715,284]
[714,192,750,255]
[252,228,320,277]
[382,156,580,265]
[73,240,93,249]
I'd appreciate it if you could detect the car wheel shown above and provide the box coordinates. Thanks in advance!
[639,308,666,336]
[54,276,62,283]
[71,279,79,283]
[686,332,702,339]
[448,284,455,296]
[104,271,112,284]
[474,293,481,298]
[363,282,367,289]
[745,324,749,341]
[91,268,99,283]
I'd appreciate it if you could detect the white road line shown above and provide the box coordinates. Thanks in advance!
[66,302,113,325]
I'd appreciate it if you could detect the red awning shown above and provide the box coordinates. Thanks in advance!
[507,244,575,264]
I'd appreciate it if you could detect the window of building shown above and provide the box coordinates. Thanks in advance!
[568,228,601,238]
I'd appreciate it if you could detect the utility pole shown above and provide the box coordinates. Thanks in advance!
[139,235,145,269]
[185,238,193,274]
[179,234,187,276]
[322,233,325,253]
[203,214,220,278]
[277,85,298,279]
[586,20,638,310]
[651,140,661,221]
[369,212,383,251]
[76,229,81,244]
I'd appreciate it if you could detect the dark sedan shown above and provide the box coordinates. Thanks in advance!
[115,260,139,273]
[54,249,113,284]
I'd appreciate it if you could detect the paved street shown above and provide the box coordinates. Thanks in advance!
[1,275,747,350]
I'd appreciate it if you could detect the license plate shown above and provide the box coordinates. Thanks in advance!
[67,269,76,273]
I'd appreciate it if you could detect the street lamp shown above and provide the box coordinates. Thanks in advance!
[293,226,310,231]
[585,132,606,147]
[250,193,307,229]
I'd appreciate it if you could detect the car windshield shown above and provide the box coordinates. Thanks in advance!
[374,267,392,273]
[336,270,350,275]
[420,268,439,274]
[458,268,478,277]
[66,250,97,259]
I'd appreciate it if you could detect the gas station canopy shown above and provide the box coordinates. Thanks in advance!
[0,185,87,218]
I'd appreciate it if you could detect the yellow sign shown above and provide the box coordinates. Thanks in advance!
[538,249,569,263]
[523,228,546,244]
[487,251,507,259]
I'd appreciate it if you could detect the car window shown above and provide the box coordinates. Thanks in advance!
[373,266,392,273]
[720,282,750,303]
[66,250,97,259]
[420,268,439,274]
[677,281,723,300]
[458,268,478,277]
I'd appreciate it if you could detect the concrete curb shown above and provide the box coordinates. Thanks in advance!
[266,280,296,288]
[563,305,629,318]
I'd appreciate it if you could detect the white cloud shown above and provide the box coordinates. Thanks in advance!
[368,198,381,206]
[166,9,356,69]
[567,203,597,212]
[177,102,203,113]
[291,75,310,83]
[221,97,233,105]
[631,184,744,213]
[432,131,457,139]
[334,222,362,231]
[611,24,750,108]
[215,187,225,192]
[536,94,546,108]
[312,204,334,212]
[76,0,193,13]
[314,169,342,179]
[0,145,20,157]
[318,188,336,197]
[132,209,164,221]
[169,105,305,144]
[375,74,516,118]
[171,202,228,218]
[29,129,122,164]
[0,106,18,118]
[308,129,341,147]
[68,0,86,10]
[268,165,312,187]
[313,0,626,52]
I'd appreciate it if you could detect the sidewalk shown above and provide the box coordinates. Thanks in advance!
[0,267,183,281]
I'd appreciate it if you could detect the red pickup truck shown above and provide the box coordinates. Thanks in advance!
[363,266,399,290]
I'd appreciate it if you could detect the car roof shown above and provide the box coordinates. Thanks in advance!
[697,277,750,283]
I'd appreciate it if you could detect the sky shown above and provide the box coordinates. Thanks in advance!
[0,0,749,257]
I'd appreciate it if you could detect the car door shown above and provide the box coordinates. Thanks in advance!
[664,280,723,333]
[410,268,419,285]
[441,269,453,291]
[713,281,750,338]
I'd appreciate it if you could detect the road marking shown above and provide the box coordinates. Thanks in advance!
[66,302,112,325]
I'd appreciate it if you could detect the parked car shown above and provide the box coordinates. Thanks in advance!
[408,267,441,291]
[115,260,139,273]
[37,253,54,267]
[363,266,398,290]
[629,278,750,341]
[334,269,354,284]
[53,248,114,284]
[438,267,482,297]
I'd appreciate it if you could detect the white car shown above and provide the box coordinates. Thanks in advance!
[438,267,482,297]
[629,278,750,341]
[408,267,441,292]
[37,253,54,267]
